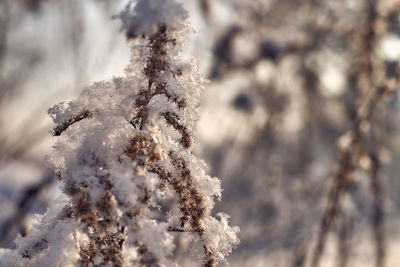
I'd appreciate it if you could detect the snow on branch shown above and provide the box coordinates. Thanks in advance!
[118,0,188,39]
[0,0,239,266]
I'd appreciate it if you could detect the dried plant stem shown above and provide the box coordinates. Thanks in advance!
[311,149,354,267]
[311,1,398,266]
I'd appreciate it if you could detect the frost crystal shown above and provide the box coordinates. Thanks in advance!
[0,0,239,266]
[118,0,188,38]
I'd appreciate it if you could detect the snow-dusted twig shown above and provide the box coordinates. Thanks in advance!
[0,0,239,266]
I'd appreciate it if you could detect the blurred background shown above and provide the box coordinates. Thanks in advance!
[1,0,400,266]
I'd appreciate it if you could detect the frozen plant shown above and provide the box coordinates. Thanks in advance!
[0,0,239,266]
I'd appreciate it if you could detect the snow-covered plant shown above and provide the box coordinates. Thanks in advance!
[0,0,239,266]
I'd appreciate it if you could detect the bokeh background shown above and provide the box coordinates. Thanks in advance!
[1,0,400,266]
